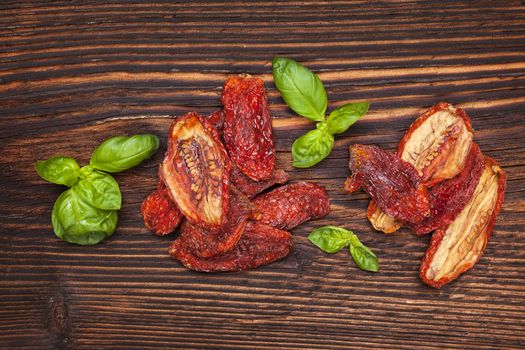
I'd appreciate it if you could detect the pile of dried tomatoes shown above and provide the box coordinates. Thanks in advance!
[345,103,506,288]
[141,75,330,272]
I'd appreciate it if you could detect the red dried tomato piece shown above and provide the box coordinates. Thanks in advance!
[160,112,230,231]
[252,182,330,230]
[169,221,293,272]
[231,164,289,198]
[420,156,506,288]
[398,102,474,187]
[410,144,484,236]
[177,186,260,258]
[345,144,430,224]
[222,75,275,181]
[141,179,183,236]
[205,109,225,132]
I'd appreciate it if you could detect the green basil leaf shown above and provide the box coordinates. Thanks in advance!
[291,128,334,168]
[326,102,370,135]
[349,236,379,272]
[52,188,118,245]
[35,156,80,187]
[75,166,121,210]
[272,57,327,122]
[90,134,159,173]
[308,226,353,253]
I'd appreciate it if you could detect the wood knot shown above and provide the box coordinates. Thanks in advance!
[48,293,70,348]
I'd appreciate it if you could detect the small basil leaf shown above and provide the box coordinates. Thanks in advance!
[308,226,353,253]
[35,156,80,187]
[90,134,159,173]
[292,128,334,168]
[349,236,379,272]
[75,166,121,210]
[326,102,370,135]
[52,188,118,245]
[272,57,327,122]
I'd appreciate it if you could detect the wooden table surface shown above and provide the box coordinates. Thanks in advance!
[1,1,524,349]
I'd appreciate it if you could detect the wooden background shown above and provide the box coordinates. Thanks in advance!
[1,1,524,349]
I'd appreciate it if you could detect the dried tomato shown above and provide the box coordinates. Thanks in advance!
[141,178,184,236]
[160,112,230,231]
[222,75,275,181]
[368,102,475,233]
[345,144,430,224]
[177,186,260,258]
[252,182,330,230]
[411,144,484,235]
[231,164,289,198]
[419,156,506,288]
[169,221,293,272]
[398,102,474,187]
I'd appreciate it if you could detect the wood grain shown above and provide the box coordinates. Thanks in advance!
[1,1,524,349]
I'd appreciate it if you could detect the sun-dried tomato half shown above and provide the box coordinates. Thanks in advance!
[368,103,475,234]
[141,179,183,236]
[411,144,484,236]
[231,164,289,198]
[169,221,293,272]
[345,144,430,224]
[398,102,474,187]
[161,112,230,231]
[252,182,330,230]
[178,186,260,258]
[222,75,275,181]
[419,156,506,288]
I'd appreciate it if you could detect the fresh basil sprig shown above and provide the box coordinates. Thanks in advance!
[36,134,159,245]
[272,57,370,168]
[308,226,379,272]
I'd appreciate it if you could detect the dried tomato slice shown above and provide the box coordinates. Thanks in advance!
[222,75,275,181]
[252,182,330,230]
[231,164,289,198]
[368,103,475,233]
[345,144,430,224]
[177,186,260,258]
[141,179,183,236]
[398,102,474,186]
[169,221,293,272]
[410,144,484,236]
[160,112,230,231]
[419,156,506,288]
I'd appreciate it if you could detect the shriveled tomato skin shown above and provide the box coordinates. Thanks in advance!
[232,165,289,198]
[410,144,484,236]
[141,179,183,236]
[252,182,330,230]
[419,156,506,288]
[169,221,293,272]
[346,144,430,224]
[161,112,230,231]
[222,75,275,181]
[177,186,260,258]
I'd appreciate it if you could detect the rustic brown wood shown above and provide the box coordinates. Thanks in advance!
[1,1,524,349]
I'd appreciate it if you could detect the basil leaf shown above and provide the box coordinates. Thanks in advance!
[90,134,159,173]
[292,128,334,168]
[35,156,80,187]
[272,57,327,122]
[308,226,353,253]
[349,236,379,272]
[326,102,370,135]
[75,166,121,210]
[52,188,118,245]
